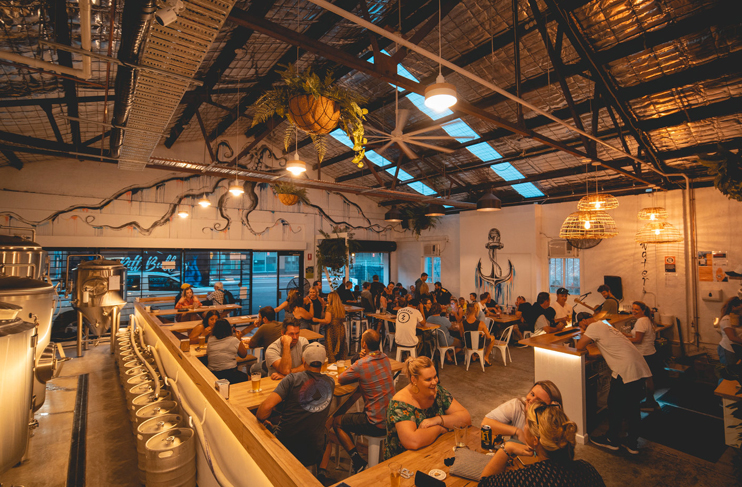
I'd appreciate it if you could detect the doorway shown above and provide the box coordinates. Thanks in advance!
[251,251,304,320]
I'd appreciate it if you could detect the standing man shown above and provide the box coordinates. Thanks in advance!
[264,321,309,379]
[576,312,651,454]
[360,282,375,312]
[414,272,428,299]
[333,330,395,472]
[370,275,385,298]
[312,280,324,298]
[257,343,335,466]
[597,284,620,315]
[337,279,355,304]
[551,287,573,327]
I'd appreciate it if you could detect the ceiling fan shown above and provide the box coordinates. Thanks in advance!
[364,80,473,160]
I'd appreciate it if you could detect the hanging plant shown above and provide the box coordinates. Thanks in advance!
[271,181,309,206]
[698,146,742,202]
[251,63,369,167]
[315,228,360,290]
[400,205,440,238]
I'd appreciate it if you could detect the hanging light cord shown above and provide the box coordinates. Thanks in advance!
[438,0,442,77]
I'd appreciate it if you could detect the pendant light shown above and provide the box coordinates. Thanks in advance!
[635,221,683,244]
[476,191,502,211]
[424,203,445,217]
[197,195,211,208]
[424,0,457,112]
[637,207,668,221]
[384,206,403,222]
[286,125,307,176]
[229,178,244,196]
[230,78,245,197]
[577,193,619,211]
[560,211,618,239]
[177,206,189,218]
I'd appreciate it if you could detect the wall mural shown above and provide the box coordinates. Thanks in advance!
[1,145,394,238]
[475,228,515,304]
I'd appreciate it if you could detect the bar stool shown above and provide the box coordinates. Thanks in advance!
[383,320,395,351]
[395,344,417,362]
[361,435,385,467]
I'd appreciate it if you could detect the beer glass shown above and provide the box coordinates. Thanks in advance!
[250,373,261,393]
[388,462,401,487]
[337,360,346,374]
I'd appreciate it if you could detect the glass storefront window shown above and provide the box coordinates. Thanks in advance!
[350,252,389,286]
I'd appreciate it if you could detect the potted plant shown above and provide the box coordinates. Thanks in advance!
[400,205,440,238]
[271,181,309,206]
[699,146,742,201]
[251,63,369,167]
[315,228,359,290]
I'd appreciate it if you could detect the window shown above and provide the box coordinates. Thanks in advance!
[350,252,390,286]
[423,257,441,285]
[549,258,580,295]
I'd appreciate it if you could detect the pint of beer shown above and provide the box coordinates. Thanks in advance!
[250,373,261,392]
[337,360,346,374]
[198,335,206,347]
[321,359,328,373]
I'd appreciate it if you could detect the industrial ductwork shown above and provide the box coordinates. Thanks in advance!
[110,0,157,159]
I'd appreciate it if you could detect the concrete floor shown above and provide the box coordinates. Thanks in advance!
[1,342,738,487]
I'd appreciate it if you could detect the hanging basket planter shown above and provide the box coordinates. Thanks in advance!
[277,193,300,206]
[288,95,341,135]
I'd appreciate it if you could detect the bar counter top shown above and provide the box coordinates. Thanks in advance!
[518,314,633,356]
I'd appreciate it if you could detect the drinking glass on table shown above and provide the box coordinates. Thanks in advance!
[454,425,468,450]
[337,360,346,374]
[321,359,328,373]
[250,373,262,393]
[198,335,206,347]
[388,462,402,487]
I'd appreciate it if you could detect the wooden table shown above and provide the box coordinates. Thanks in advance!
[230,358,404,411]
[160,315,258,333]
[491,313,520,323]
[301,329,323,341]
[151,304,241,316]
[715,379,742,447]
[333,426,536,486]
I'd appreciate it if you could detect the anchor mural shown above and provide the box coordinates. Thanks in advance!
[475,228,515,303]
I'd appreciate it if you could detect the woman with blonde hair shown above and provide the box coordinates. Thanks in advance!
[384,356,471,459]
[313,291,347,363]
[479,401,605,486]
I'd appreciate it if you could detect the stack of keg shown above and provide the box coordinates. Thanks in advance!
[113,326,195,487]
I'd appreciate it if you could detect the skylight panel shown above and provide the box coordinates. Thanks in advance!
[490,162,524,182]
[511,183,544,198]
[465,142,502,162]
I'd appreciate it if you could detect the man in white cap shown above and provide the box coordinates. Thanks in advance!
[257,342,336,467]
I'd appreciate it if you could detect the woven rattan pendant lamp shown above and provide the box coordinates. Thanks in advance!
[577,193,619,211]
[635,221,683,244]
[637,207,668,221]
[560,210,618,240]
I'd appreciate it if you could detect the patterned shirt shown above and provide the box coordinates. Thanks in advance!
[478,459,606,487]
[208,289,224,305]
[384,384,454,460]
[338,352,395,426]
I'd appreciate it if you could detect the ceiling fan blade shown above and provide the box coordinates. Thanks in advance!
[398,141,418,160]
[404,135,475,141]
[375,141,395,159]
[404,140,455,153]
[405,124,448,137]
[365,126,392,135]
[397,109,411,130]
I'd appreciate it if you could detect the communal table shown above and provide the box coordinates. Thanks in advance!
[159,314,258,333]
[150,304,241,316]
[333,426,536,486]
[186,328,323,357]
[229,358,404,411]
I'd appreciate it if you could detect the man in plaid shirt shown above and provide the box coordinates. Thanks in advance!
[335,329,395,472]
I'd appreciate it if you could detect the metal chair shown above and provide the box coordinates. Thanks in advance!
[492,325,514,366]
[383,319,395,352]
[433,328,457,369]
[464,331,486,372]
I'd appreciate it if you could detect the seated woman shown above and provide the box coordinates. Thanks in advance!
[207,319,249,383]
[479,401,605,487]
[462,304,496,366]
[384,356,471,460]
[175,286,202,322]
[313,291,347,363]
[481,381,562,455]
[189,310,220,344]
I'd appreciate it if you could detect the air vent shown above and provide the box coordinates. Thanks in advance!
[548,239,578,258]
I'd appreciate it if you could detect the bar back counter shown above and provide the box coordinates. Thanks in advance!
[133,303,322,487]
[519,315,633,445]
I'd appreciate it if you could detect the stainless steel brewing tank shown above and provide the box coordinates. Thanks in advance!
[0,234,49,281]
[0,303,37,475]
[0,275,55,410]
[73,259,127,335]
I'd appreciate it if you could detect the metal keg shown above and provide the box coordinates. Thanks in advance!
[71,259,127,337]
[124,366,149,378]
[0,233,49,281]
[0,275,55,410]
[119,360,143,383]
[136,414,182,485]
[135,400,179,428]
[145,428,196,487]
[126,381,164,405]
[130,391,173,423]
[0,302,37,475]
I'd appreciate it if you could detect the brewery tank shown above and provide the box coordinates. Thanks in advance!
[72,258,127,336]
[0,232,49,281]
[0,275,56,410]
[0,302,37,475]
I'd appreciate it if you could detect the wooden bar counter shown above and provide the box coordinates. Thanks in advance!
[518,315,630,445]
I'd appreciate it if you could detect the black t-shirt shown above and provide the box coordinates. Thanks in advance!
[337,286,354,303]
[478,459,606,487]
[304,298,323,319]
[517,302,531,319]
[370,281,385,297]
[525,303,545,327]
[434,288,452,305]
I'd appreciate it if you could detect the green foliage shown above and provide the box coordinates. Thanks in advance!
[271,181,309,205]
[698,146,742,201]
[401,205,440,238]
[251,63,368,166]
[315,228,360,290]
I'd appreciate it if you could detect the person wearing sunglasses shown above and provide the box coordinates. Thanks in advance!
[479,401,605,487]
